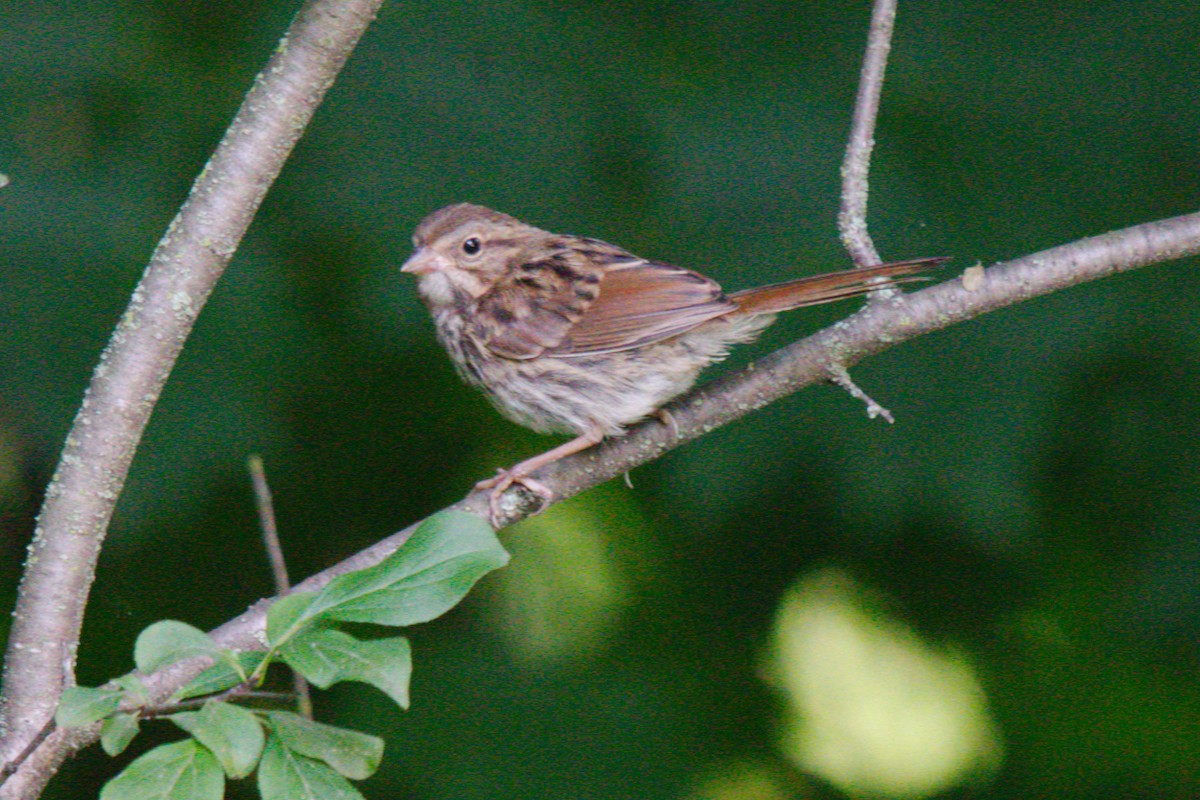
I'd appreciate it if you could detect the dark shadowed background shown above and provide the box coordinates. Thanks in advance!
[3,1,1200,798]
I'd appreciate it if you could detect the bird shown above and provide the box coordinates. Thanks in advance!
[402,203,941,521]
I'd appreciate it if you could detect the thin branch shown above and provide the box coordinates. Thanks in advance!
[140,689,295,720]
[838,0,898,268]
[247,456,312,719]
[249,456,291,595]
[0,0,382,796]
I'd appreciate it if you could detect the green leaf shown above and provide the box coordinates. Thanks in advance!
[281,629,412,709]
[56,686,122,727]
[135,621,220,673]
[100,713,141,756]
[304,510,509,628]
[267,711,384,780]
[100,740,223,800]
[265,590,320,647]
[175,651,266,701]
[258,735,365,800]
[171,700,265,779]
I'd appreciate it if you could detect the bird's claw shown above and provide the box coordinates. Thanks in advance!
[476,470,554,527]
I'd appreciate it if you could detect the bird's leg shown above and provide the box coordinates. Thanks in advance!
[477,422,606,525]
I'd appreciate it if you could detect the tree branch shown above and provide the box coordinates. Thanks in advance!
[839,0,897,268]
[0,0,382,796]
[12,209,1199,794]
[484,211,1200,525]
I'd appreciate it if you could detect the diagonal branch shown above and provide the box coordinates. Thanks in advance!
[14,209,1200,793]
[0,0,383,796]
[482,211,1200,525]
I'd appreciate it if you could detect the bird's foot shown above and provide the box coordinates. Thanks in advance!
[476,469,554,527]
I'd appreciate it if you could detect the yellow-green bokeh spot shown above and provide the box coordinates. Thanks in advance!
[765,568,1002,799]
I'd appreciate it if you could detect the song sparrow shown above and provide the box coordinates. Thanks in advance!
[403,203,940,520]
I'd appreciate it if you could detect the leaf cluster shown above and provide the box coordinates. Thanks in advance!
[54,511,508,799]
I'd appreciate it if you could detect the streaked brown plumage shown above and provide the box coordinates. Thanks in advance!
[402,203,941,518]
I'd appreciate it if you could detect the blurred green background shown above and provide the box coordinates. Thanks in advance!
[3,0,1200,797]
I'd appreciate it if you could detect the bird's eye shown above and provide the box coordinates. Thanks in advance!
[462,237,482,256]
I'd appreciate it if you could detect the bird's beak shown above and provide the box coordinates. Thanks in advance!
[400,248,439,275]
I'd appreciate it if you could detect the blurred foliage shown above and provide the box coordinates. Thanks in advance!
[766,569,1002,798]
[2,0,1200,798]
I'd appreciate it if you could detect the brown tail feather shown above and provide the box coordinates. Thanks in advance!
[728,257,948,316]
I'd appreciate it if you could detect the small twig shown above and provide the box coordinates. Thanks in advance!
[838,0,898,270]
[140,688,295,720]
[827,364,894,423]
[247,456,312,720]
[655,408,681,439]
[249,456,290,594]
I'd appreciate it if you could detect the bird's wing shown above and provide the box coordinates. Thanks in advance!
[550,259,737,356]
[474,241,735,359]
[472,245,609,359]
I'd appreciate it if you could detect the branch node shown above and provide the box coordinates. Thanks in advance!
[962,263,986,292]
[489,481,551,528]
